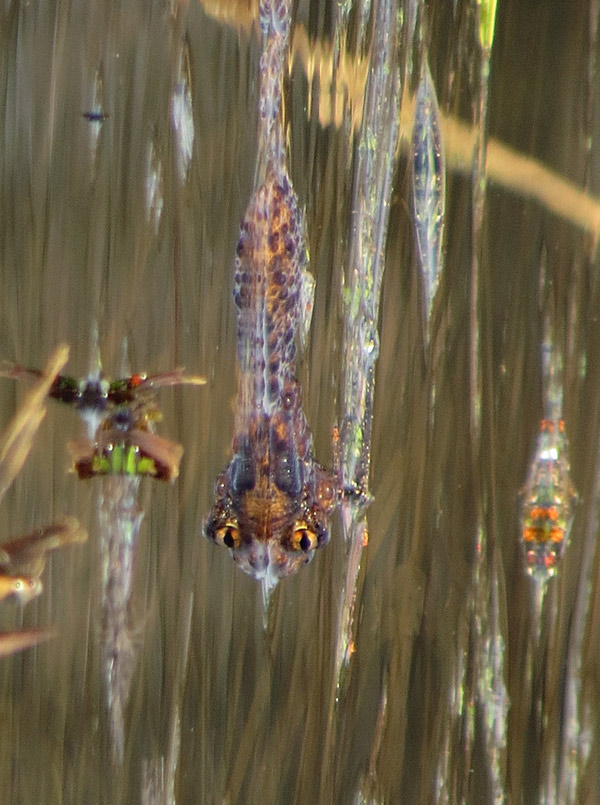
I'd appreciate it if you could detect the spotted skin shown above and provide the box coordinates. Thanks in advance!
[205,170,337,585]
[205,0,337,586]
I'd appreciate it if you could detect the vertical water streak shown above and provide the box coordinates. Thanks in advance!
[470,0,498,452]
[405,0,421,86]
[171,42,194,184]
[552,482,596,804]
[323,0,401,791]
[434,624,469,803]
[98,475,143,762]
[467,11,504,797]
[354,682,388,803]
[339,0,401,514]
[583,0,599,192]
[141,593,193,805]
[146,139,164,234]
[549,10,600,797]
[334,0,401,689]
[473,544,508,802]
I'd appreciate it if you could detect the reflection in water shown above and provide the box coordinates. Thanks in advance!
[79,359,202,760]
[0,346,82,656]
[0,517,87,579]
[0,628,57,658]
[69,359,201,759]
[2,350,203,758]
[3,1,600,802]
[204,0,337,598]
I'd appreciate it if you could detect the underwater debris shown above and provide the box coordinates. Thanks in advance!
[0,573,42,604]
[0,517,87,578]
[0,627,56,658]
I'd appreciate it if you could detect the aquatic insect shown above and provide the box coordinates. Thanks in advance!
[0,363,204,414]
[205,169,338,589]
[68,404,184,481]
[522,418,575,580]
[520,296,577,582]
[0,517,87,578]
[82,111,110,122]
[0,362,204,466]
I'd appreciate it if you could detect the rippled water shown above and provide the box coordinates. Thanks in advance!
[0,0,598,802]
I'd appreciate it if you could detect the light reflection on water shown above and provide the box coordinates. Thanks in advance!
[0,0,598,802]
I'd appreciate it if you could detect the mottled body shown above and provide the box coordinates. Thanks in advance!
[522,418,575,579]
[206,0,336,586]
[206,170,337,586]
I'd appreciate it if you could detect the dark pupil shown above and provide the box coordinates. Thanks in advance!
[224,529,236,548]
[299,532,311,552]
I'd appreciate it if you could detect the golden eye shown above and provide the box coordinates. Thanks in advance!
[215,522,240,549]
[291,524,318,553]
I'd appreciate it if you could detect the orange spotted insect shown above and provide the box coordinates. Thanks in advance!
[521,417,576,580]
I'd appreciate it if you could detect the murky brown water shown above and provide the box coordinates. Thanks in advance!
[0,0,599,802]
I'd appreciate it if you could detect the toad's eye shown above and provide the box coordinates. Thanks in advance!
[215,522,241,549]
[290,524,318,553]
